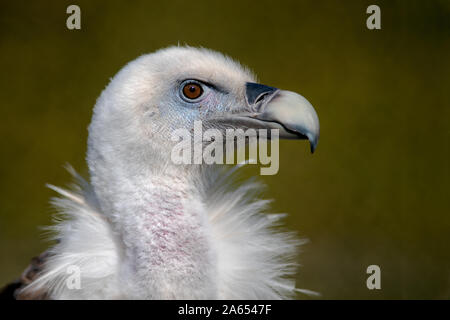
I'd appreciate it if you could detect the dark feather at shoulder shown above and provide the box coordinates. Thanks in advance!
[0,251,52,300]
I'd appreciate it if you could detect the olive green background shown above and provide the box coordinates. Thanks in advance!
[1,0,449,299]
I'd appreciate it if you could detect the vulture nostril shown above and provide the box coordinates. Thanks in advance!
[255,92,270,104]
[245,82,278,105]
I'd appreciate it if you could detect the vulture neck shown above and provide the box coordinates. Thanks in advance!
[90,156,217,299]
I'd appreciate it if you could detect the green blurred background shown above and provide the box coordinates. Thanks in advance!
[0,0,449,299]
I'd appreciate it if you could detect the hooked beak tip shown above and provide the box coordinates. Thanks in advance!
[306,132,319,154]
[256,89,320,153]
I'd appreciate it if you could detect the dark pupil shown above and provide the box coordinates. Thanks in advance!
[189,85,197,92]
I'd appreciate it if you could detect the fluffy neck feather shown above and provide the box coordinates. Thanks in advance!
[21,162,306,299]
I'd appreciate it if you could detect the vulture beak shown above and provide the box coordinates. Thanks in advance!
[245,82,320,153]
[215,82,319,153]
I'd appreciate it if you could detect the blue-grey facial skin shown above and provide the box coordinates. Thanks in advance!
[158,78,244,134]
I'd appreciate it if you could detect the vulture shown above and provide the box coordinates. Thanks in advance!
[1,46,319,299]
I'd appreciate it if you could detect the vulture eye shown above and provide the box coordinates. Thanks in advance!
[182,82,203,100]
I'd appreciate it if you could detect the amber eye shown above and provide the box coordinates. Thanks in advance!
[182,82,203,100]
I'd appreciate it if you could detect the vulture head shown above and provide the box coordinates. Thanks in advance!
[88,47,318,194]
[11,46,320,300]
